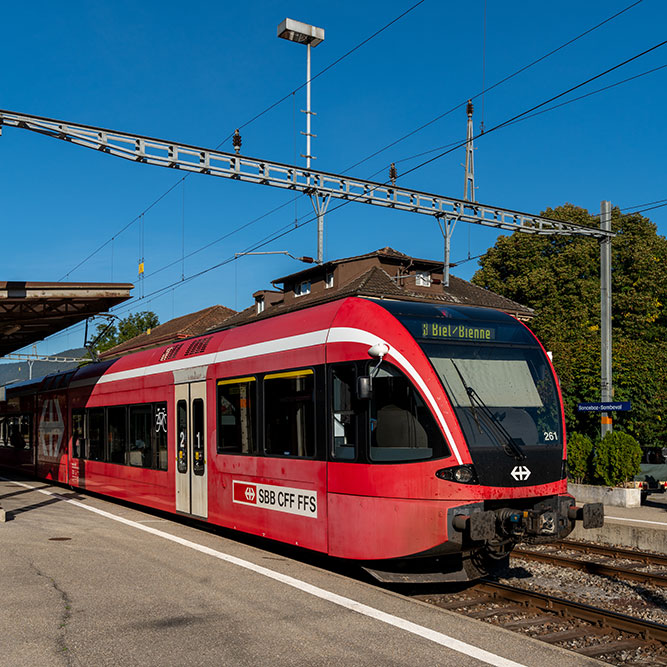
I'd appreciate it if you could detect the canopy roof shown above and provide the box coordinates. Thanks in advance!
[0,281,133,357]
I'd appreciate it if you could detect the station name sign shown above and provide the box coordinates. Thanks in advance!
[576,401,631,413]
[419,321,496,341]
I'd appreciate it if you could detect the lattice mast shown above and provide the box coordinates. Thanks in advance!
[464,100,476,202]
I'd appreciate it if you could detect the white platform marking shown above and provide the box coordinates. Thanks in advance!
[605,515,667,526]
[3,479,525,667]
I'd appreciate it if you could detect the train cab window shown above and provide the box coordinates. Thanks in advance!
[177,400,188,473]
[129,405,152,468]
[72,410,86,459]
[88,408,105,461]
[108,406,127,464]
[192,398,205,476]
[217,377,256,455]
[264,369,315,458]
[331,365,360,460]
[154,403,168,470]
[370,365,449,462]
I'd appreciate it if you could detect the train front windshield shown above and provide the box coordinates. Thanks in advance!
[422,341,562,452]
[390,304,563,456]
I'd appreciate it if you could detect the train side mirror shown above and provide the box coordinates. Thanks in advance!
[357,376,372,400]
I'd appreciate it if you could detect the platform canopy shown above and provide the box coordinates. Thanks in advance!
[0,281,133,357]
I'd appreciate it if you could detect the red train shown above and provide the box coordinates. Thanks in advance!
[0,297,602,581]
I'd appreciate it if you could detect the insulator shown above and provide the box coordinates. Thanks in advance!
[389,162,397,186]
[467,100,474,116]
[232,129,242,154]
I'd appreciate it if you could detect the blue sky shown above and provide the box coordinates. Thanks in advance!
[1,0,665,356]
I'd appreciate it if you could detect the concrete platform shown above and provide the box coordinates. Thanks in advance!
[570,491,667,553]
[0,474,603,667]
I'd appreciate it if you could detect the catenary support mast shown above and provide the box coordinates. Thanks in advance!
[600,200,613,436]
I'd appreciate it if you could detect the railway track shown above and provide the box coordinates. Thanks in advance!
[417,579,667,664]
[513,540,667,588]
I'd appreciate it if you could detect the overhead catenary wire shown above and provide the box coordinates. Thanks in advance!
[37,28,667,348]
[341,0,645,174]
[123,39,667,310]
[43,35,667,342]
[56,0,643,284]
[57,1,426,282]
[112,57,667,294]
[374,62,666,177]
[394,38,667,183]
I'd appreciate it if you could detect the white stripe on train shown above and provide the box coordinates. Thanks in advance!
[69,326,463,464]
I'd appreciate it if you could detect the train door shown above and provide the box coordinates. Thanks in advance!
[174,381,208,518]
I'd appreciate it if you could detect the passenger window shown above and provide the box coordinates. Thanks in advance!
[331,365,359,460]
[88,408,105,461]
[154,403,168,470]
[108,406,127,464]
[192,398,205,476]
[72,410,86,459]
[129,405,152,467]
[177,400,188,473]
[370,365,449,462]
[217,377,256,454]
[264,369,315,457]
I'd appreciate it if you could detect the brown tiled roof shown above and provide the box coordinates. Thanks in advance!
[99,305,236,359]
[219,266,532,328]
[272,247,426,285]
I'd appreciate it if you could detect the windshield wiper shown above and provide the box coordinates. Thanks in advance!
[450,360,526,461]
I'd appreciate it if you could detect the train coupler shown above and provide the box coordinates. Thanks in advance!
[568,502,604,529]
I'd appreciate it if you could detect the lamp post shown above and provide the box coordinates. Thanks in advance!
[277,18,329,265]
[277,18,324,170]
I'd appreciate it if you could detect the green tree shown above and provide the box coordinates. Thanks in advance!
[473,204,667,447]
[95,311,160,353]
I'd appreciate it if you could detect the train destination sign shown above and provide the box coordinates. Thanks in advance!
[576,401,631,413]
[418,321,496,341]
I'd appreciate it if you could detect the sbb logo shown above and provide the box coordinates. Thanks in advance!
[233,482,257,504]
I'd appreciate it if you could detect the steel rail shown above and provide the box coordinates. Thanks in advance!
[556,540,667,567]
[0,108,614,240]
[475,580,667,643]
[513,547,667,587]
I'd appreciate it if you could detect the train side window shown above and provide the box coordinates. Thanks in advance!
[72,410,86,459]
[88,408,105,461]
[154,403,168,470]
[108,406,127,464]
[129,405,152,468]
[264,369,315,458]
[177,400,188,473]
[370,365,449,462]
[192,398,205,476]
[217,377,256,455]
[331,365,359,460]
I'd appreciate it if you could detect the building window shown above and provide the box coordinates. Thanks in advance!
[256,297,265,314]
[415,271,431,287]
[295,280,311,297]
[325,272,334,289]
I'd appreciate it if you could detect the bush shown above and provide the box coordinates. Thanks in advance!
[593,431,642,487]
[567,432,594,484]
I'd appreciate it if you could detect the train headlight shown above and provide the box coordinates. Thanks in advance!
[436,464,478,484]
